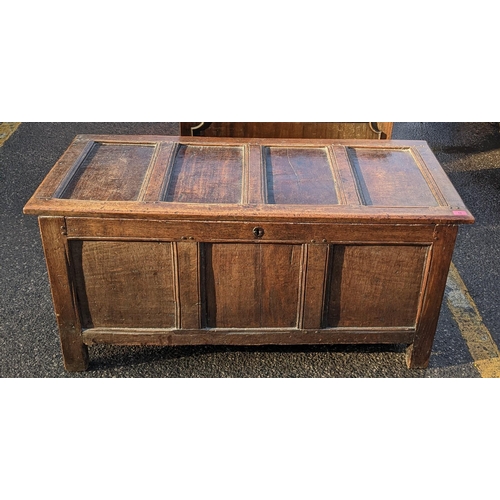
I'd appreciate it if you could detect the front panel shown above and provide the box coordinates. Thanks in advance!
[67,221,432,335]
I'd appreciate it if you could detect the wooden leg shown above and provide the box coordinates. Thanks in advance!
[406,224,458,369]
[39,217,89,371]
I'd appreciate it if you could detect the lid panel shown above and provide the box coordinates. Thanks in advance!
[23,135,474,224]
[347,147,439,207]
[265,147,339,205]
[59,142,154,201]
[164,145,243,203]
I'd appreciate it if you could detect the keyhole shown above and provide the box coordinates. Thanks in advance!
[253,227,264,238]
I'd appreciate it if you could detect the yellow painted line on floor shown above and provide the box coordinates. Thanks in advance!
[446,262,500,377]
[0,122,21,147]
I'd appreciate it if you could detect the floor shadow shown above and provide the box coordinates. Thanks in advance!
[87,342,409,372]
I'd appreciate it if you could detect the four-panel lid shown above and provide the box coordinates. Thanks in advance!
[23,135,474,224]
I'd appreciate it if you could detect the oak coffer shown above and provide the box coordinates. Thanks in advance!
[23,135,474,372]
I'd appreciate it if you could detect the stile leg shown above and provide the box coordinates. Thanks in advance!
[406,224,458,369]
[39,217,89,371]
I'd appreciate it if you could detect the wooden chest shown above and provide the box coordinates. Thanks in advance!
[24,135,474,372]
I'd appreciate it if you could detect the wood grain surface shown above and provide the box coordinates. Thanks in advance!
[164,145,243,203]
[72,240,176,328]
[346,147,440,207]
[204,243,302,328]
[60,143,155,201]
[326,245,429,328]
[265,147,338,205]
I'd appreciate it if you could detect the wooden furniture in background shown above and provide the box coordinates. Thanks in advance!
[180,122,393,139]
[24,135,473,372]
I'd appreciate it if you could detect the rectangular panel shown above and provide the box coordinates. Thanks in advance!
[347,147,439,206]
[265,147,339,205]
[60,142,155,201]
[71,241,176,328]
[164,145,243,203]
[204,243,302,328]
[326,245,429,328]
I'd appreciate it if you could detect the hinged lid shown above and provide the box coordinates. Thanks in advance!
[23,135,474,224]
